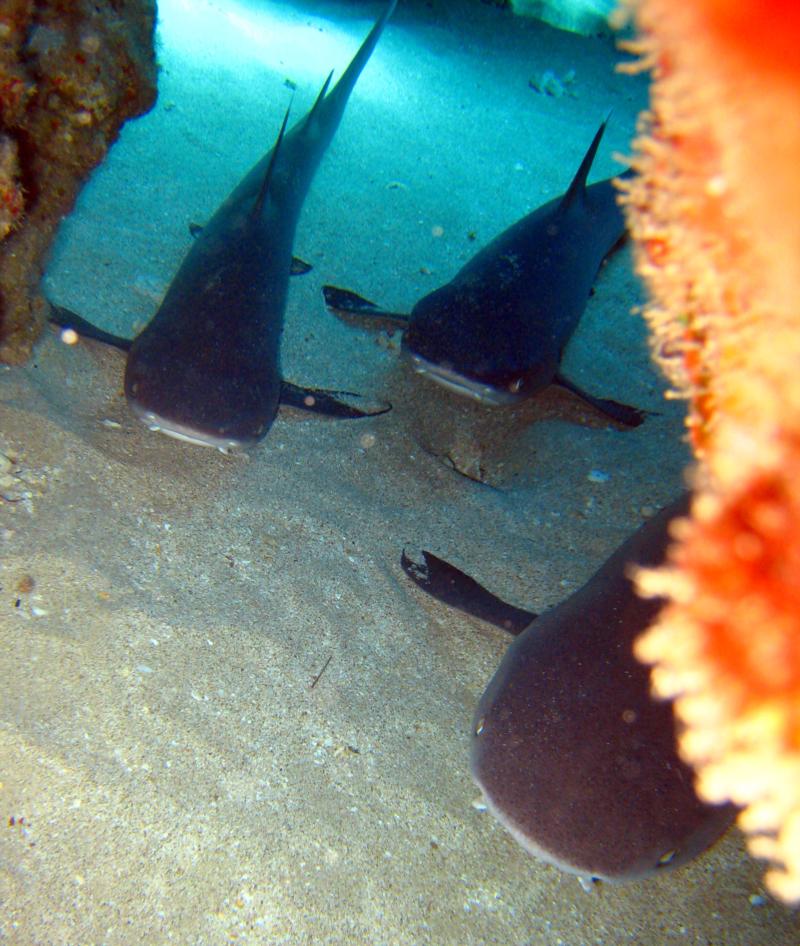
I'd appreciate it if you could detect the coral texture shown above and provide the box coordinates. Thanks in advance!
[0,0,157,364]
[618,0,800,903]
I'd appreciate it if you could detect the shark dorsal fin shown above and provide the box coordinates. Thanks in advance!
[557,111,611,214]
[251,101,292,221]
[303,70,334,132]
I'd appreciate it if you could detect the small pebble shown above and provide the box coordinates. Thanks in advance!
[80,33,101,54]
[587,469,610,483]
[16,574,35,594]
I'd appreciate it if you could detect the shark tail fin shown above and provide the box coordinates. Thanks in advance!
[251,100,293,221]
[308,0,396,142]
[328,0,396,102]
[557,110,612,214]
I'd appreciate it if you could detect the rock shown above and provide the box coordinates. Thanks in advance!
[510,0,615,37]
[0,0,158,365]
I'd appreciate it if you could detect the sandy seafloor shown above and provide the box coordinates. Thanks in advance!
[1,0,799,943]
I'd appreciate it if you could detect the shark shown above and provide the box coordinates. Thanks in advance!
[322,116,645,427]
[402,497,737,884]
[50,1,397,452]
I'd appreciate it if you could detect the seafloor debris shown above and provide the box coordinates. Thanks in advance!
[528,68,578,97]
[0,0,157,364]
[0,446,50,507]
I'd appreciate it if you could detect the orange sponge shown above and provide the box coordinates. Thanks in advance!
[619,0,800,902]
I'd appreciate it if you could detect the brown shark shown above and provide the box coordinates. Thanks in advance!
[403,497,737,883]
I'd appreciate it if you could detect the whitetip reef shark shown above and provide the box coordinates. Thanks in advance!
[323,116,647,427]
[402,497,737,885]
[50,0,397,452]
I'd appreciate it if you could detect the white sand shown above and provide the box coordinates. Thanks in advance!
[1,1,797,942]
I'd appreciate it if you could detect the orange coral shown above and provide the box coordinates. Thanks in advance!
[619,0,800,902]
[637,454,800,901]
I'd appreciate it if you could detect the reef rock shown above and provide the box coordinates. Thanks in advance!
[0,0,157,364]
[510,0,615,36]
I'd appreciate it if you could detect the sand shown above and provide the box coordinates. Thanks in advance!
[1,0,798,943]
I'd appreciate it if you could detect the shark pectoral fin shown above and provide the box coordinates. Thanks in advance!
[401,549,535,635]
[290,256,313,275]
[322,284,410,332]
[279,380,391,419]
[554,372,653,427]
[322,284,379,314]
[48,302,133,352]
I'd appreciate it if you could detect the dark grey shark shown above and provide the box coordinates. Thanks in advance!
[402,497,736,883]
[51,2,396,452]
[323,116,646,426]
